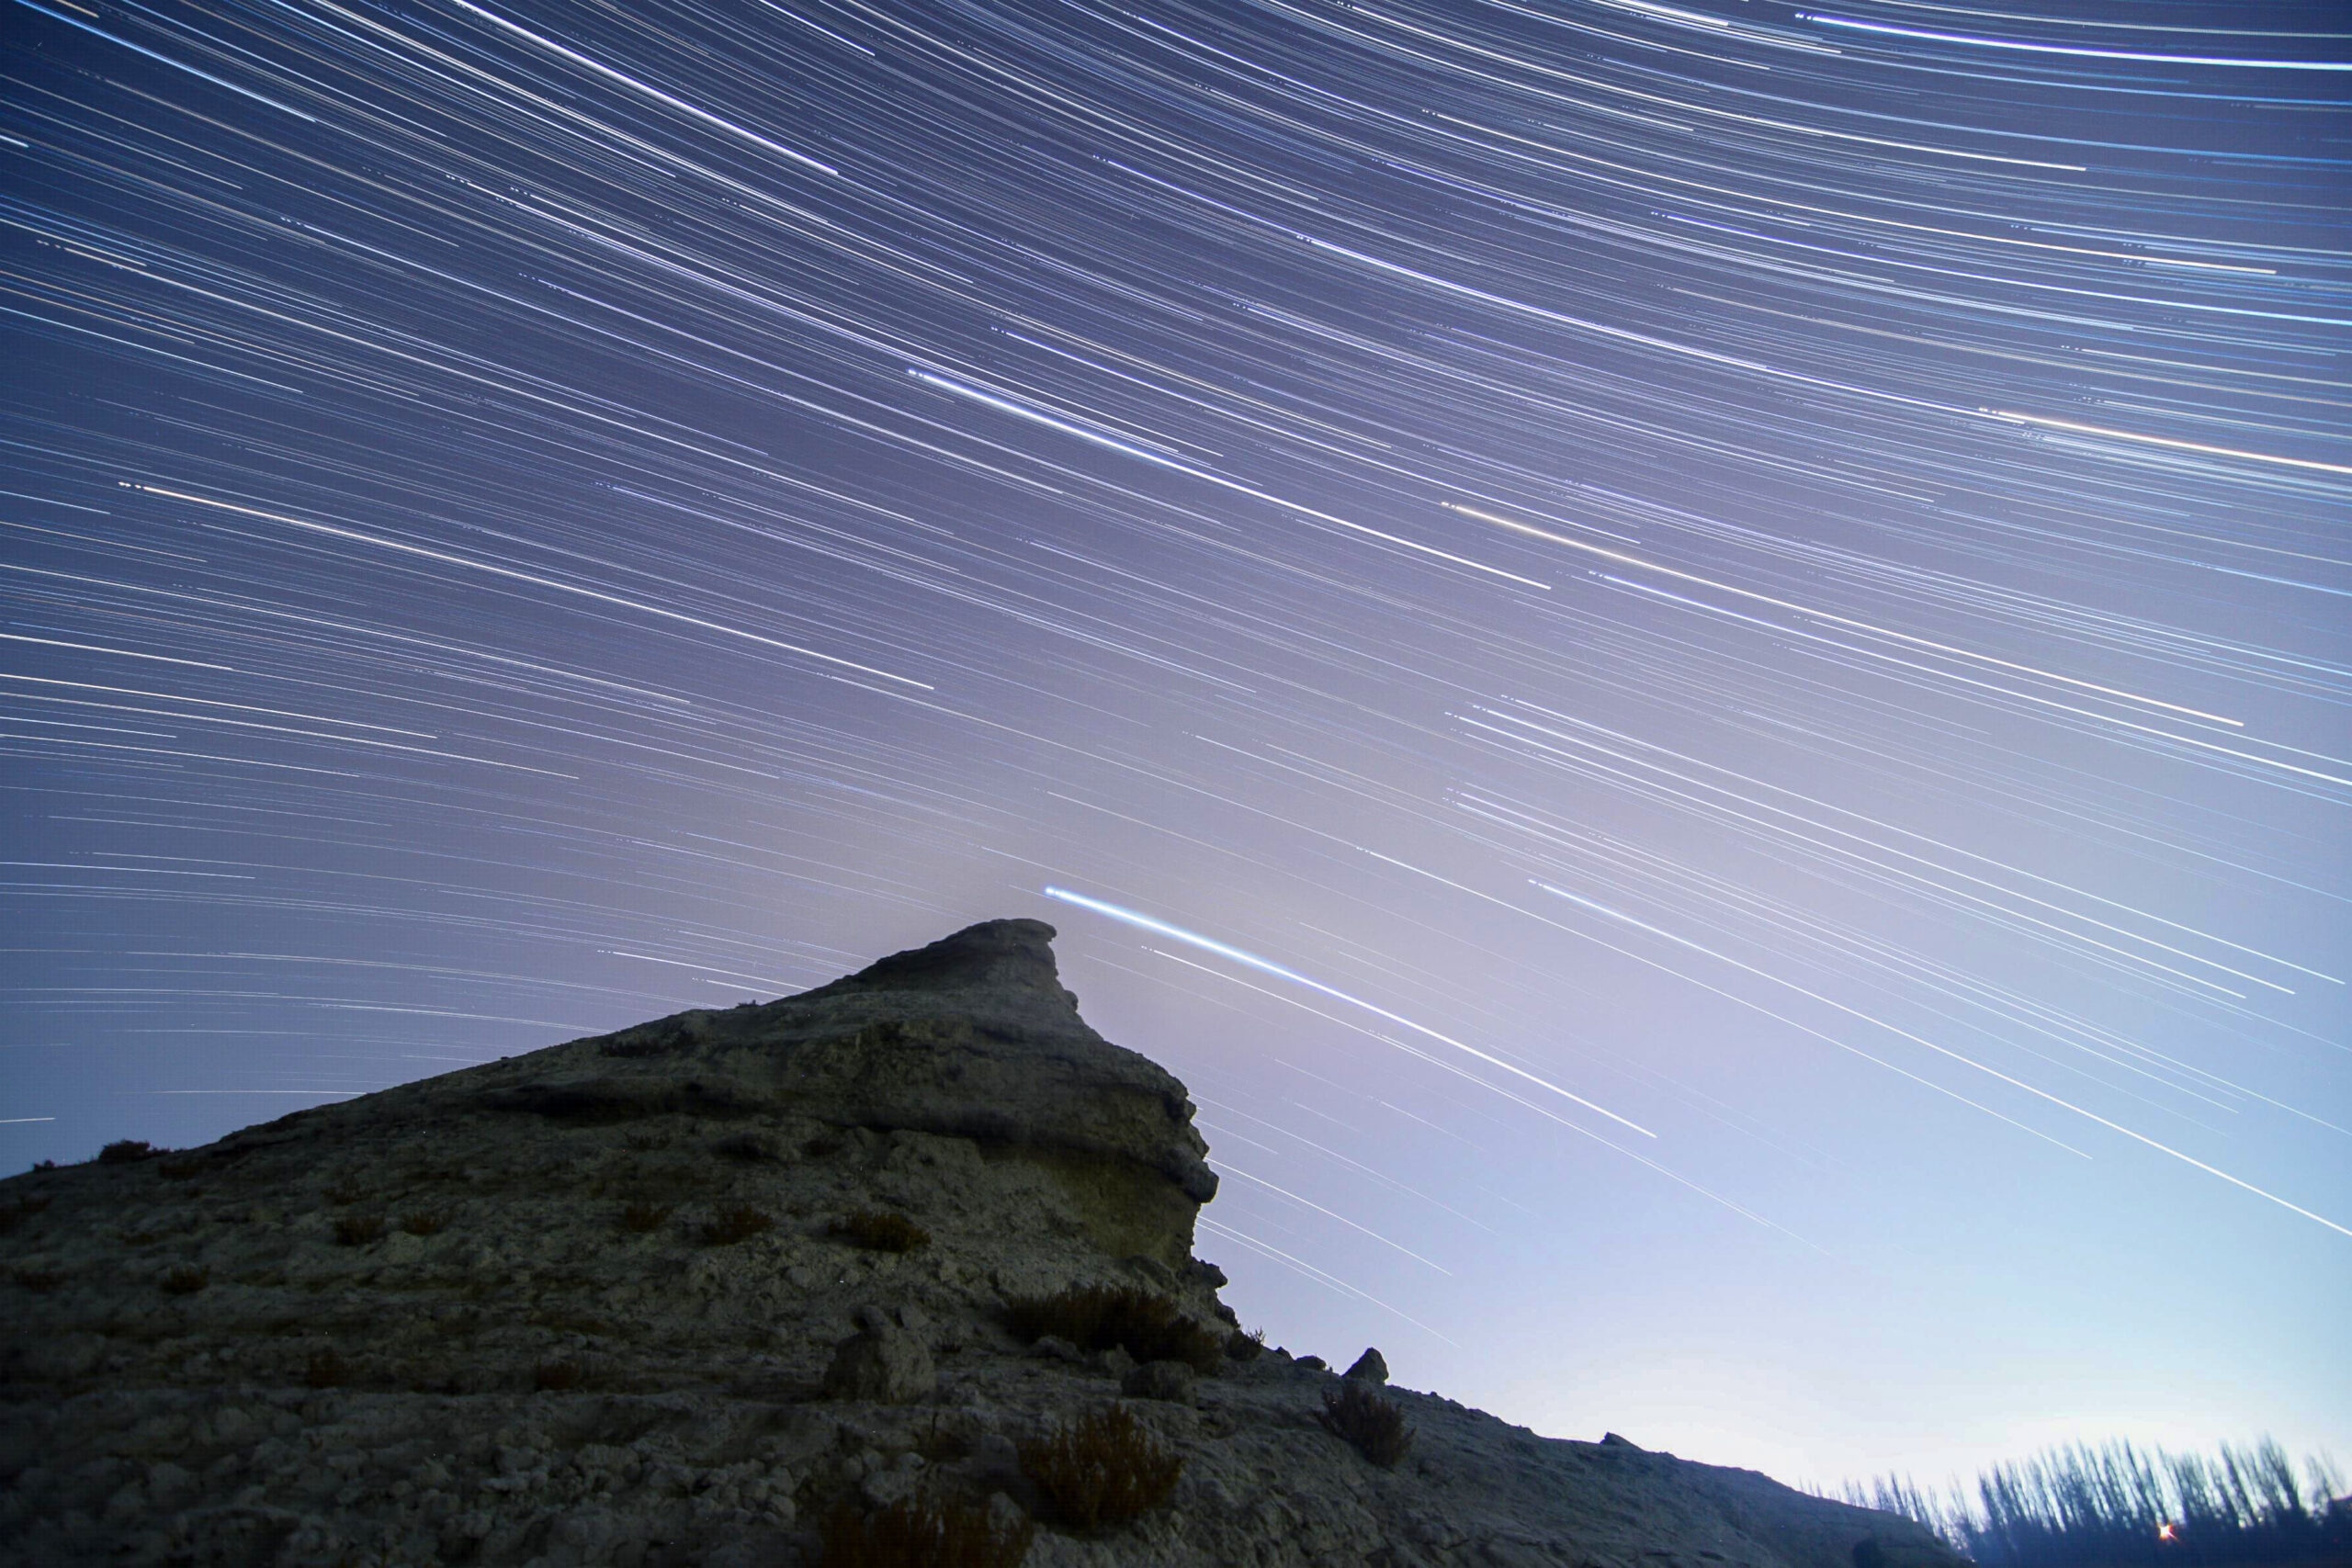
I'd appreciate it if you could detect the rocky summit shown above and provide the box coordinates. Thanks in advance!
[0,919,1961,1568]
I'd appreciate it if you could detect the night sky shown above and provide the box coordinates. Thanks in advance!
[3,0,2346,1486]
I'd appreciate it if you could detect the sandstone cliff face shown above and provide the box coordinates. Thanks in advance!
[466,918,1215,1269]
[0,919,1960,1568]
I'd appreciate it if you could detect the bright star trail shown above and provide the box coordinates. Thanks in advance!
[1045,884,1655,1134]
[3,0,2346,1486]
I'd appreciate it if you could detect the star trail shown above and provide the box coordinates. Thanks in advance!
[3,0,2346,1482]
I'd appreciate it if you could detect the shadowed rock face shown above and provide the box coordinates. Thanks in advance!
[474,919,1216,1266]
[737,918,1215,1202]
[0,919,1964,1568]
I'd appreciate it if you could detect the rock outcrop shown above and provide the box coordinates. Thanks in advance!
[467,918,1215,1270]
[0,919,1962,1568]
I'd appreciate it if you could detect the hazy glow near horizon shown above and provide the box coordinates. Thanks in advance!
[1,0,2345,1490]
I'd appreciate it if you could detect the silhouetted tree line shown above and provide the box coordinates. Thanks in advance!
[1845,1439,2350,1566]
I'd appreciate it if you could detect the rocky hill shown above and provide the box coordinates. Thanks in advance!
[0,918,1962,1568]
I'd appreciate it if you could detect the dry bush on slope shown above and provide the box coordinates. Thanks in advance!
[159,1265,209,1295]
[1318,1381,1415,1469]
[1019,1404,1182,1533]
[701,1203,774,1245]
[830,1209,931,1252]
[334,1213,385,1247]
[534,1359,583,1393]
[618,1201,672,1234]
[1004,1285,1222,1372]
[821,1495,1034,1567]
[712,1132,781,1164]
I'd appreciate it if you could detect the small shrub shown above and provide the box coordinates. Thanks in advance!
[1317,1381,1414,1468]
[534,1359,583,1392]
[805,1134,845,1159]
[1004,1286,1223,1373]
[713,1132,778,1163]
[820,1495,1034,1566]
[701,1203,774,1245]
[831,1209,931,1253]
[157,1156,208,1180]
[322,1181,365,1206]
[398,1210,449,1236]
[619,1201,672,1234]
[303,1349,347,1389]
[334,1213,385,1247]
[160,1264,209,1295]
[1226,1327,1265,1362]
[14,1268,63,1293]
[98,1140,157,1165]
[1019,1404,1182,1533]
[28,1159,56,1172]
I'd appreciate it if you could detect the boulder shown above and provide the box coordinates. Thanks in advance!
[821,1307,935,1404]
